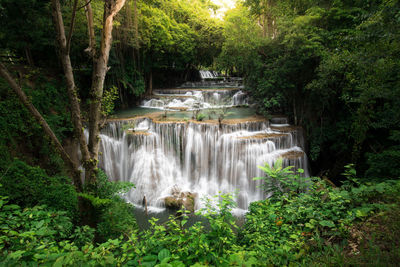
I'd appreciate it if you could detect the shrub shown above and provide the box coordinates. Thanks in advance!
[80,169,137,242]
[0,159,79,219]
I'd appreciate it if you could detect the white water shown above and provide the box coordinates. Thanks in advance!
[99,73,308,212]
[199,70,219,79]
[142,89,248,110]
[98,118,309,211]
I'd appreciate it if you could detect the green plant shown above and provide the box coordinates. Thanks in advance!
[79,170,137,241]
[196,112,206,121]
[254,158,307,200]
[70,225,95,248]
[0,159,79,219]
[102,86,119,116]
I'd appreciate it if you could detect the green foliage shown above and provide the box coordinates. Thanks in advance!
[0,172,399,266]
[195,112,206,121]
[254,158,307,200]
[0,195,74,264]
[240,166,400,265]
[0,159,78,219]
[101,86,119,116]
[70,225,95,248]
[82,170,137,241]
[0,77,72,172]
[96,199,136,241]
[218,0,400,181]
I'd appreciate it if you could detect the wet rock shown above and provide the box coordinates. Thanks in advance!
[163,187,196,212]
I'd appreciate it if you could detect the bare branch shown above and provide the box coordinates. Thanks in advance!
[66,0,79,53]
[78,0,92,10]
[84,0,96,57]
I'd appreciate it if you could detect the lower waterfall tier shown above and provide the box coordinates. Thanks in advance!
[98,117,309,211]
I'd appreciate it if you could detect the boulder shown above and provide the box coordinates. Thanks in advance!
[163,187,196,212]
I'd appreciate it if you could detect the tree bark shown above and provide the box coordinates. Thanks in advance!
[66,0,79,53]
[51,0,91,170]
[87,0,127,183]
[0,62,82,192]
[84,0,96,57]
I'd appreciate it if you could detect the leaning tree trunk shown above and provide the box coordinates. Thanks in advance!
[0,63,82,192]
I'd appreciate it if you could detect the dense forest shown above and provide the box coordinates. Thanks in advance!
[0,0,399,266]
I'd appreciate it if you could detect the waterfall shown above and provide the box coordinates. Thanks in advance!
[98,117,309,211]
[199,70,219,79]
[142,88,248,110]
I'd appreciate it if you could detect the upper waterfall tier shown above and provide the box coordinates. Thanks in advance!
[142,88,249,110]
[98,115,309,212]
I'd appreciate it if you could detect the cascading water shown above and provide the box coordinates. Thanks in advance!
[99,86,309,213]
[142,89,248,110]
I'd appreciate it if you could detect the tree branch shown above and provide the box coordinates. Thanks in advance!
[66,0,79,53]
[78,0,92,10]
[84,0,96,57]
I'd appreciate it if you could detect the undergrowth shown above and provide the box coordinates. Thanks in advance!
[0,159,399,266]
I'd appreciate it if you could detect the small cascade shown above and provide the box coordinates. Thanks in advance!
[142,88,248,110]
[199,70,219,79]
[179,70,243,88]
[99,116,309,211]
[232,90,248,106]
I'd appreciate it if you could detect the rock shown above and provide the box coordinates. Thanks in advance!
[163,187,196,212]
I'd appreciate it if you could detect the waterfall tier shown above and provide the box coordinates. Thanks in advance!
[99,117,308,212]
[142,88,248,110]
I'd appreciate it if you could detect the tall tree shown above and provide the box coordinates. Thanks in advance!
[0,0,127,192]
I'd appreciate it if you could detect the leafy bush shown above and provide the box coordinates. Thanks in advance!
[238,162,400,265]
[0,194,74,264]
[0,159,79,219]
[80,169,137,241]
[0,161,399,266]
[254,158,307,200]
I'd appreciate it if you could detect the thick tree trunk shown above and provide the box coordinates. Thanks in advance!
[51,0,91,170]
[0,63,82,192]
[87,0,126,183]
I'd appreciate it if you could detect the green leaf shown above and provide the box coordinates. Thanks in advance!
[305,222,314,229]
[158,249,171,262]
[170,260,185,267]
[142,255,158,267]
[319,220,335,228]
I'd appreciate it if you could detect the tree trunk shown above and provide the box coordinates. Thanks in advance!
[3,0,126,191]
[51,0,91,170]
[87,0,127,183]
